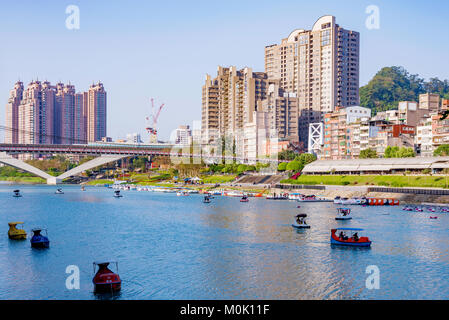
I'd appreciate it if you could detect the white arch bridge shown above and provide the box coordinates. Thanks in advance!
[0,143,281,184]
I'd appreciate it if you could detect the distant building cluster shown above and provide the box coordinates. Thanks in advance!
[317,93,449,159]
[5,80,107,145]
[200,15,449,161]
[201,16,360,160]
[126,133,143,144]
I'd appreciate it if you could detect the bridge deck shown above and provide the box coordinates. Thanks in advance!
[0,143,281,163]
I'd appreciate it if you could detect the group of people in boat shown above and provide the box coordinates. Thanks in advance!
[338,231,359,242]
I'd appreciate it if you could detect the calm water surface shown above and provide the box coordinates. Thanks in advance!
[0,185,448,300]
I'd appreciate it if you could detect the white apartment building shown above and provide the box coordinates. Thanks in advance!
[174,125,192,145]
[345,106,371,123]
[126,133,143,144]
[238,111,271,163]
[415,117,434,157]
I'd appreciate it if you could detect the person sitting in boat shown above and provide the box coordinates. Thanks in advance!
[339,231,348,240]
[353,232,359,242]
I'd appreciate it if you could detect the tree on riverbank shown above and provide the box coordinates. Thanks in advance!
[296,153,316,166]
[434,145,449,156]
[277,150,296,160]
[0,166,34,177]
[384,146,415,158]
[277,162,287,171]
[359,148,378,159]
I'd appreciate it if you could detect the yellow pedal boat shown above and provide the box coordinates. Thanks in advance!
[8,222,27,240]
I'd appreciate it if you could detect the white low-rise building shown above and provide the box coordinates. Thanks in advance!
[345,106,371,124]
[415,118,434,157]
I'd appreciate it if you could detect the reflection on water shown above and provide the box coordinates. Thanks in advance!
[0,185,449,299]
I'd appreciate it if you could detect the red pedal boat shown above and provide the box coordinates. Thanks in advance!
[92,261,121,293]
[331,228,372,247]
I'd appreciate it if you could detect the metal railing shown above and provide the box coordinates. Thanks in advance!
[367,186,449,196]
[275,184,326,190]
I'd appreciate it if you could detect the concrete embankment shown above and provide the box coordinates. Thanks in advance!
[271,184,449,204]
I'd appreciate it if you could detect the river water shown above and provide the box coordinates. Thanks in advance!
[0,185,448,300]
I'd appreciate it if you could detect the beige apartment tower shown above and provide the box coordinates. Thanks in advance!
[265,15,359,116]
[87,82,107,142]
[259,80,299,143]
[201,66,268,144]
[5,81,24,144]
[201,74,219,144]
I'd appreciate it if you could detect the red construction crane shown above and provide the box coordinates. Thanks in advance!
[145,98,165,137]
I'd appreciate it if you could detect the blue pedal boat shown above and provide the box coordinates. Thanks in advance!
[30,228,50,248]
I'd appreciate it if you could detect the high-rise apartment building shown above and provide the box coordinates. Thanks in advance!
[57,83,76,144]
[265,15,359,110]
[265,15,359,146]
[5,81,24,144]
[87,82,107,142]
[201,66,268,144]
[201,75,219,144]
[260,80,299,143]
[74,92,87,143]
[18,81,54,144]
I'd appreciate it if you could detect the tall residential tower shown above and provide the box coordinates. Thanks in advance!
[87,82,107,143]
[5,81,24,144]
[265,15,360,146]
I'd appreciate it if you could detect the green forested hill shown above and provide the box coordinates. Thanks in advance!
[360,66,449,114]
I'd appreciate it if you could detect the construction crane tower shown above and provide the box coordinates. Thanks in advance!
[145,98,165,143]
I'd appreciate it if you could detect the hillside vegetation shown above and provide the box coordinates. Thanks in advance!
[360,66,449,113]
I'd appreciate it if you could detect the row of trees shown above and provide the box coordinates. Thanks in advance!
[359,146,415,159]
[277,153,317,172]
[208,162,270,174]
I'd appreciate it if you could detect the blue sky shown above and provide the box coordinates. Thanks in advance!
[1,0,448,141]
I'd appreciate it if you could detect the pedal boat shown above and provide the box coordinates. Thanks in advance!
[93,262,121,294]
[30,228,50,248]
[13,189,22,197]
[335,208,352,220]
[8,222,27,240]
[292,214,310,229]
[331,228,371,247]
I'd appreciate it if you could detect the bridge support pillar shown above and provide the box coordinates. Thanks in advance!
[56,155,128,181]
[47,177,62,185]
